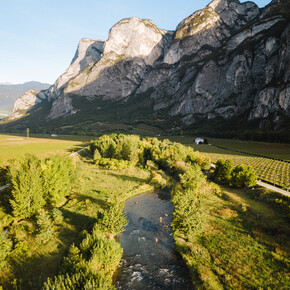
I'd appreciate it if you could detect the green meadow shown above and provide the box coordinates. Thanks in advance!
[0,134,84,163]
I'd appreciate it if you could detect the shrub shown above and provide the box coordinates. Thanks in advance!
[43,271,113,290]
[8,155,45,219]
[99,201,127,235]
[94,135,117,159]
[172,189,205,238]
[93,148,101,162]
[42,155,76,206]
[214,159,234,184]
[230,165,257,188]
[36,210,54,243]
[179,164,205,190]
[52,208,64,224]
[0,229,13,270]
[150,171,167,188]
[117,135,140,162]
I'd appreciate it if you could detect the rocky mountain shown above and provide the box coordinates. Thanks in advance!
[0,81,50,115]
[2,0,290,141]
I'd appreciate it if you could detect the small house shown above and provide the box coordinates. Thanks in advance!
[195,137,204,144]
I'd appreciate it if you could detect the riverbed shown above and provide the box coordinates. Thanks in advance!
[116,190,193,289]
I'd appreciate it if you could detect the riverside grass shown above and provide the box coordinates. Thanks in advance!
[173,183,290,289]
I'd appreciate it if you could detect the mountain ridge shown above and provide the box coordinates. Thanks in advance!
[1,0,289,141]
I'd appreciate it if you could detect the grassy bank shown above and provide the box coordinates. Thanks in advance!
[173,184,290,288]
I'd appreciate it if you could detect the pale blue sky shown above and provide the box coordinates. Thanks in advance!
[0,0,271,84]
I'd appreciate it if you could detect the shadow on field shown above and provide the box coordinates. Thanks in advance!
[76,192,109,210]
[60,208,96,231]
[106,171,150,183]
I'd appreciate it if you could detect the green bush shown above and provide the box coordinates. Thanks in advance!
[172,189,205,238]
[99,201,127,235]
[8,155,45,219]
[230,165,257,188]
[0,229,13,270]
[179,164,205,190]
[150,171,167,188]
[214,159,234,185]
[42,155,76,206]
[36,210,55,243]
[52,208,64,224]
[43,271,113,290]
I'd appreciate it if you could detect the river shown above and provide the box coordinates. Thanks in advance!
[116,190,193,289]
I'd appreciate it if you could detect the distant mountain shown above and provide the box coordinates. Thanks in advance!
[1,0,289,141]
[0,81,51,114]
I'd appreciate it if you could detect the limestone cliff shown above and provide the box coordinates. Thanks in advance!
[4,0,290,138]
[8,90,43,120]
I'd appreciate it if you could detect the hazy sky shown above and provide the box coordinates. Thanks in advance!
[0,0,271,84]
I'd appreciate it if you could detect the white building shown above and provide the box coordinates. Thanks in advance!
[195,138,204,144]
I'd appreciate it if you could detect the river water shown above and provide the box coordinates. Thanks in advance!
[116,190,193,289]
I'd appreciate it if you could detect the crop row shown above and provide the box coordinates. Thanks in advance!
[193,145,290,189]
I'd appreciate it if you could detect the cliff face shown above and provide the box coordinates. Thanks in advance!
[6,0,290,135]
[8,90,42,120]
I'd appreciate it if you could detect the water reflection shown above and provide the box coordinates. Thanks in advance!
[116,191,193,289]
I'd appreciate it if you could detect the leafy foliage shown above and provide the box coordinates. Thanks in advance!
[99,200,127,235]
[0,229,13,270]
[36,210,55,243]
[214,159,234,184]
[172,189,205,238]
[42,155,76,206]
[230,165,257,188]
[8,154,76,219]
[8,155,45,218]
[179,164,205,190]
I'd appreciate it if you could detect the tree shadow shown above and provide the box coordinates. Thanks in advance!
[105,171,150,183]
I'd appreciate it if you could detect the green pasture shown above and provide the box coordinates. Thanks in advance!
[0,134,85,163]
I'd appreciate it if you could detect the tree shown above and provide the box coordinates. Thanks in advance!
[42,155,76,206]
[230,165,257,188]
[8,155,45,219]
[179,164,205,190]
[214,159,234,184]
[99,201,127,235]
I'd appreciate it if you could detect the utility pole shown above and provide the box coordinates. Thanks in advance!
[26,128,29,139]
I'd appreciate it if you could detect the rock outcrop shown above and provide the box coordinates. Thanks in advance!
[5,0,290,137]
[8,90,42,120]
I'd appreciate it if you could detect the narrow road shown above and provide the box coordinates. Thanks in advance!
[0,184,10,192]
[69,146,89,157]
[256,180,290,197]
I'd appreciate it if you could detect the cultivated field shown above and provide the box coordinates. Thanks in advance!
[0,134,85,163]
[168,136,290,190]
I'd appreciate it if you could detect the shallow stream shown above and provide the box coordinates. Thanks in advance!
[116,190,193,289]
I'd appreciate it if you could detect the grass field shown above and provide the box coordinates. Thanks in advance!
[0,134,85,163]
[176,184,290,289]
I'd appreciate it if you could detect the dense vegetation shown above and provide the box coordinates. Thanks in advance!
[0,133,289,289]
